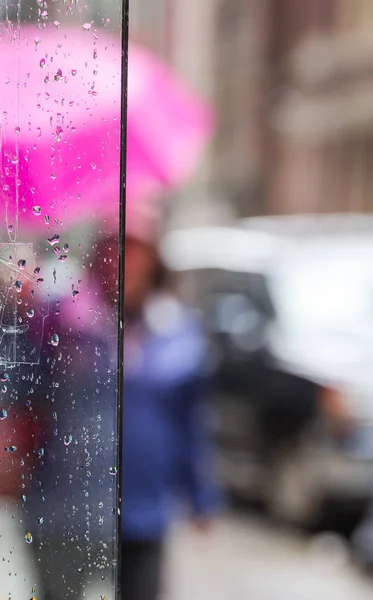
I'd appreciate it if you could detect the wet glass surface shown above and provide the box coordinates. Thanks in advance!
[0,1,124,597]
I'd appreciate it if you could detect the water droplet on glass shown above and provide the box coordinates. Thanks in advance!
[8,224,13,232]
[59,255,68,262]
[32,206,42,216]
[34,267,41,275]
[39,58,46,68]
[0,408,7,420]
[71,69,77,77]
[82,22,92,31]
[36,278,44,285]
[25,532,33,544]
[48,234,60,247]
[26,308,35,319]
[55,126,63,142]
[54,68,63,82]
[72,290,80,299]
[38,448,45,458]
[5,446,17,453]
[17,259,26,270]
[93,48,98,60]
[109,467,117,476]
[50,333,59,347]
[63,243,69,253]
[54,246,61,256]
[53,20,60,28]
[22,494,27,503]
[64,433,73,446]
[15,126,21,135]
[50,173,57,180]
[0,373,9,383]
[90,162,97,170]
[37,517,44,525]
[14,280,22,293]
[44,215,50,225]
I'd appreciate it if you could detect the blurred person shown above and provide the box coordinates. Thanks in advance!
[27,199,220,600]
[113,198,221,600]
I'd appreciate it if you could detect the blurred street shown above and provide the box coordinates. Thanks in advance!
[166,512,373,600]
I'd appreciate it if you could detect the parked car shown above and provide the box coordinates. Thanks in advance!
[161,215,373,528]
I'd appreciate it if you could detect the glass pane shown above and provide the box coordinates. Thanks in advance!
[0,1,125,598]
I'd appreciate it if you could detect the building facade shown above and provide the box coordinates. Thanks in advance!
[130,0,373,223]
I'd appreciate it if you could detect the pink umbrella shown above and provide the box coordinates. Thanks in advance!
[0,25,214,237]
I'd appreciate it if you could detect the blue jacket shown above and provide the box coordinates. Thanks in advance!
[26,294,220,542]
[122,294,220,540]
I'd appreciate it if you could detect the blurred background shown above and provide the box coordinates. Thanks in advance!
[131,0,373,225]
[129,1,373,599]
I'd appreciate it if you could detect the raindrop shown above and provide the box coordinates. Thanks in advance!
[0,373,9,383]
[14,280,22,293]
[37,517,44,525]
[54,68,63,82]
[71,69,77,76]
[91,162,97,170]
[93,48,98,60]
[54,246,61,256]
[26,308,35,319]
[50,173,57,180]
[15,126,21,135]
[109,466,117,476]
[59,255,68,262]
[5,446,17,453]
[63,243,69,253]
[72,290,80,299]
[36,278,44,285]
[48,234,60,247]
[55,126,63,142]
[32,206,42,216]
[34,267,41,275]
[82,22,92,31]
[17,259,26,270]
[39,58,46,68]
[8,224,13,232]
[53,20,60,28]
[64,433,73,446]
[22,495,27,503]
[50,333,59,347]
[0,408,7,420]
[44,215,50,225]
[25,532,33,544]
[38,448,45,458]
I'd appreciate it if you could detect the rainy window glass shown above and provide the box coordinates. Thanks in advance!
[0,1,125,598]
